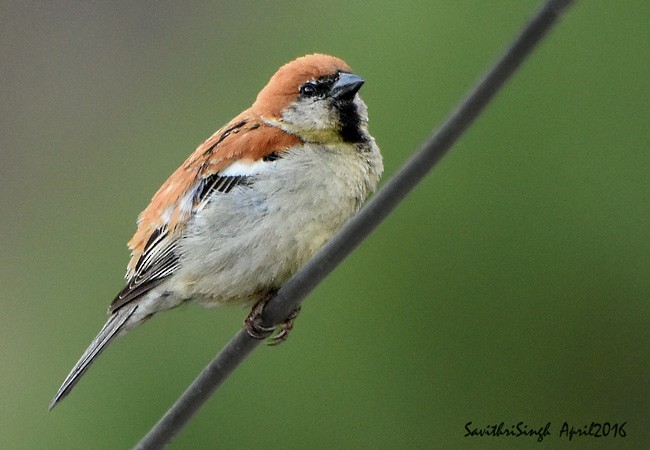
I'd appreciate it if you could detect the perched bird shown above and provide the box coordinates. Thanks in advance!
[49,53,383,410]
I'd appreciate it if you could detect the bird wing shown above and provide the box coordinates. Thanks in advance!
[108,112,301,313]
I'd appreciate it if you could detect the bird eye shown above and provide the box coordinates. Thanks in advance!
[300,82,318,97]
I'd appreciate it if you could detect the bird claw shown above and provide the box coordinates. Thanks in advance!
[243,297,300,345]
[267,306,300,346]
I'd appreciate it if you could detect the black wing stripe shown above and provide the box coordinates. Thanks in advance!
[109,277,167,314]
[109,248,180,313]
[136,234,176,278]
[134,227,170,274]
[194,174,250,208]
[202,120,247,156]
[110,232,180,313]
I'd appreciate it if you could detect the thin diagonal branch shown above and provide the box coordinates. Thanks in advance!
[134,0,573,448]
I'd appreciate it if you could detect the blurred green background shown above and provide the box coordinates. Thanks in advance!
[2,1,648,449]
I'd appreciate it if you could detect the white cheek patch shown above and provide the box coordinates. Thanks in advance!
[219,159,273,177]
[283,100,334,130]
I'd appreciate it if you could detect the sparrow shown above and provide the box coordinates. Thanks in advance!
[49,53,383,410]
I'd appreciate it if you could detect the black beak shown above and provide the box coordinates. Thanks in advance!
[330,73,365,101]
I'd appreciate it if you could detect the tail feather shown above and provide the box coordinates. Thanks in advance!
[49,304,139,410]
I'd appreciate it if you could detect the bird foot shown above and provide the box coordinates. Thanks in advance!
[267,306,300,346]
[244,296,301,345]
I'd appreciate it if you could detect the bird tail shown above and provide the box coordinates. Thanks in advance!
[49,304,139,410]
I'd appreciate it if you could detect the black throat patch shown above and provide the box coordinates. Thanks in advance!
[337,100,366,143]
